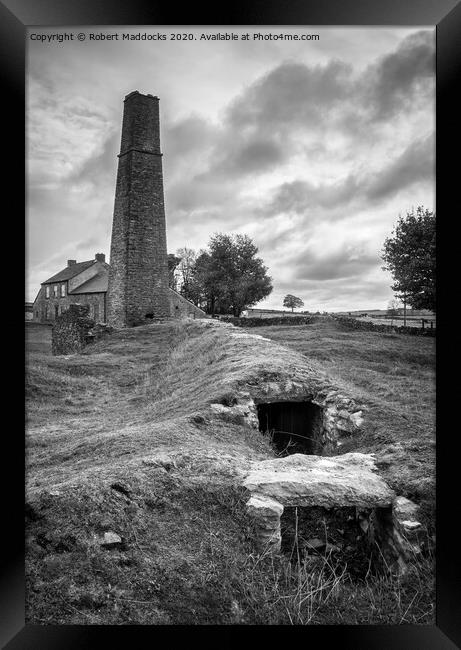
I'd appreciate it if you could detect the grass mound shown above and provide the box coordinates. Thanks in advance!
[25,319,435,624]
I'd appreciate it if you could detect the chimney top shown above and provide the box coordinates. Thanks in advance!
[124,90,159,102]
[67,260,77,267]
[95,253,105,263]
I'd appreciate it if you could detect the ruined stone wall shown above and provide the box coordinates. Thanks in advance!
[168,289,208,319]
[51,304,95,355]
[107,91,170,328]
[51,304,113,355]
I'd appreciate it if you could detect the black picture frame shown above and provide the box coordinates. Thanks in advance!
[5,0,460,647]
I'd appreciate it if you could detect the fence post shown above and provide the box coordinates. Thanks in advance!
[422,319,425,330]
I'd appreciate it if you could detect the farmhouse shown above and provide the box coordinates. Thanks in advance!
[33,254,109,323]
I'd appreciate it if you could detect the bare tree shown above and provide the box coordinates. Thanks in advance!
[387,298,401,326]
[175,247,198,292]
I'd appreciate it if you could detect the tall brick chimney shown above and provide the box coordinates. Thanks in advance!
[95,253,105,263]
[107,91,170,327]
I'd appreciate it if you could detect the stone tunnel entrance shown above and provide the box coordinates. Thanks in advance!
[256,401,324,455]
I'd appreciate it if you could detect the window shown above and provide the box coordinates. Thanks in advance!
[45,286,50,299]
[61,283,66,297]
[53,285,58,298]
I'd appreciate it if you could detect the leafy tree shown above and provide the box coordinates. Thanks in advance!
[381,207,436,312]
[193,233,273,316]
[283,294,304,312]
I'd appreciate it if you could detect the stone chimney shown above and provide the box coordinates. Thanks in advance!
[107,91,170,327]
[67,260,77,267]
[95,253,105,263]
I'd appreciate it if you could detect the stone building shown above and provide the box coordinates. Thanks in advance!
[33,254,109,323]
[33,251,205,324]
[34,91,207,327]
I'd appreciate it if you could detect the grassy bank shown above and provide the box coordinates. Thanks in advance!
[25,319,435,625]
[254,319,436,505]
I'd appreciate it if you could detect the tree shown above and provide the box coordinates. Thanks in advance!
[167,254,181,290]
[193,233,273,316]
[387,298,401,326]
[175,247,200,303]
[381,207,436,312]
[283,294,304,312]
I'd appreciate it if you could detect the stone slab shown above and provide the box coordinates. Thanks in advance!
[243,452,395,509]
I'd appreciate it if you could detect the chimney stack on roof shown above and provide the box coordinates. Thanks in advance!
[67,260,77,267]
[95,253,105,263]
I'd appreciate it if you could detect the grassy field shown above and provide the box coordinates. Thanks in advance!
[25,318,435,625]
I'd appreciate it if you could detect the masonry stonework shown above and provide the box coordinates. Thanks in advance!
[107,91,171,328]
[168,289,207,319]
[33,287,106,323]
[51,304,95,355]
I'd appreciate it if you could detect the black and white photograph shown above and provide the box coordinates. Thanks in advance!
[24,23,438,628]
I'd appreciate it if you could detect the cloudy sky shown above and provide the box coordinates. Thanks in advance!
[26,26,435,311]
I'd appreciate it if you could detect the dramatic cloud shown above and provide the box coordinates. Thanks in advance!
[226,59,352,133]
[294,246,379,282]
[362,30,435,121]
[261,176,360,217]
[26,26,435,311]
[260,132,434,219]
[365,133,434,201]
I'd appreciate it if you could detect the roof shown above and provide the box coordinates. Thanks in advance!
[69,273,108,294]
[42,260,96,284]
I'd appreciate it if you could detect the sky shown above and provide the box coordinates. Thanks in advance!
[26,26,435,311]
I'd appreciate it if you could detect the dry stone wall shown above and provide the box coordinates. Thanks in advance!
[332,315,435,337]
[219,315,314,327]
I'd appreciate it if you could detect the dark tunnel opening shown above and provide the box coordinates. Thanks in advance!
[256,400,324,455]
